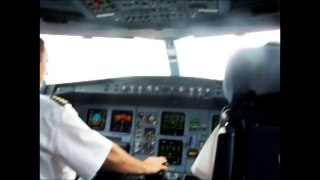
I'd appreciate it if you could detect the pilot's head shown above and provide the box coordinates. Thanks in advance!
[40,37,48,89]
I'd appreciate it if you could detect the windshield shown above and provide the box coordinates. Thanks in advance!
[41,29,279,85]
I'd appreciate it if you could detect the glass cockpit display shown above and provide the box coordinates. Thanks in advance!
[110,110,133,133]
[160,112,185,136]
[86,109,107,130]
[158,139,183,165]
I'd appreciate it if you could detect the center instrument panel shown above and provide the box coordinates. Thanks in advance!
[76,105,221,180]
[48,77,227,180]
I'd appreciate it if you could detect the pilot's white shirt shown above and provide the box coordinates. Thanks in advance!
[40,94,113,180]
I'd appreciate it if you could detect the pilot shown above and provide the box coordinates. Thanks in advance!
[40,37,168,179]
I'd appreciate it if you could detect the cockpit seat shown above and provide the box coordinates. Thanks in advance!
[192,42,280,180]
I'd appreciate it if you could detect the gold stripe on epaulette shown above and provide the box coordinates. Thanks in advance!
[50,95,69,106]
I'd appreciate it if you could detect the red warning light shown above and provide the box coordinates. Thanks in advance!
[94,1,102,8]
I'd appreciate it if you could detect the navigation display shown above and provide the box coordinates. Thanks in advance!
[86,109,107,130]
[160,112,185,136]
[110,110,133,133]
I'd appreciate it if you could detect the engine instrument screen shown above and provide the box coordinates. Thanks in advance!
[110,110,133,133]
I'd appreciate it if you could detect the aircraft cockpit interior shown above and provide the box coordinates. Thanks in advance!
[44,76,228,179]
[40,0,280,180]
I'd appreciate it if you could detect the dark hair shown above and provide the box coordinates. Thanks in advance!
[40,37,45,62]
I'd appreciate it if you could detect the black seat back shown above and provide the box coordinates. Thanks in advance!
[213,43,280,180]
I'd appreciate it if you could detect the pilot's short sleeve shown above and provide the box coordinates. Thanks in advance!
[53,104,113,180]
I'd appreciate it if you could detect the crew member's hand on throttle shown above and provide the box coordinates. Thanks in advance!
[143,156,169,174]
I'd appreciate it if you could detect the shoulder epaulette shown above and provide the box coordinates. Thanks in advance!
[50,95,69,106]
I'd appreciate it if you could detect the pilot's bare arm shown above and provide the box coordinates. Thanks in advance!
[105,143,169,174]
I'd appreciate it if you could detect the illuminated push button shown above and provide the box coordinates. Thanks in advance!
[189,87,194,95]
[154,86,160,92]
[129,85,134,93]
[138,85,143,93]
[178,86,184,93]
[204,88,211,97]
[197,87,203,96]
[121,85,127,91]
[146,85,153,91]
[187,149,199,157]
[94,1,101,8]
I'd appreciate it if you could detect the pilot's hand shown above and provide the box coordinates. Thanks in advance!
[143,156,169,174]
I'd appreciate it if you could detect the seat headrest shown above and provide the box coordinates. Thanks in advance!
[223,44,280,104]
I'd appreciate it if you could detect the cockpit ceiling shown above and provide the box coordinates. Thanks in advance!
[40,0,280,39]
